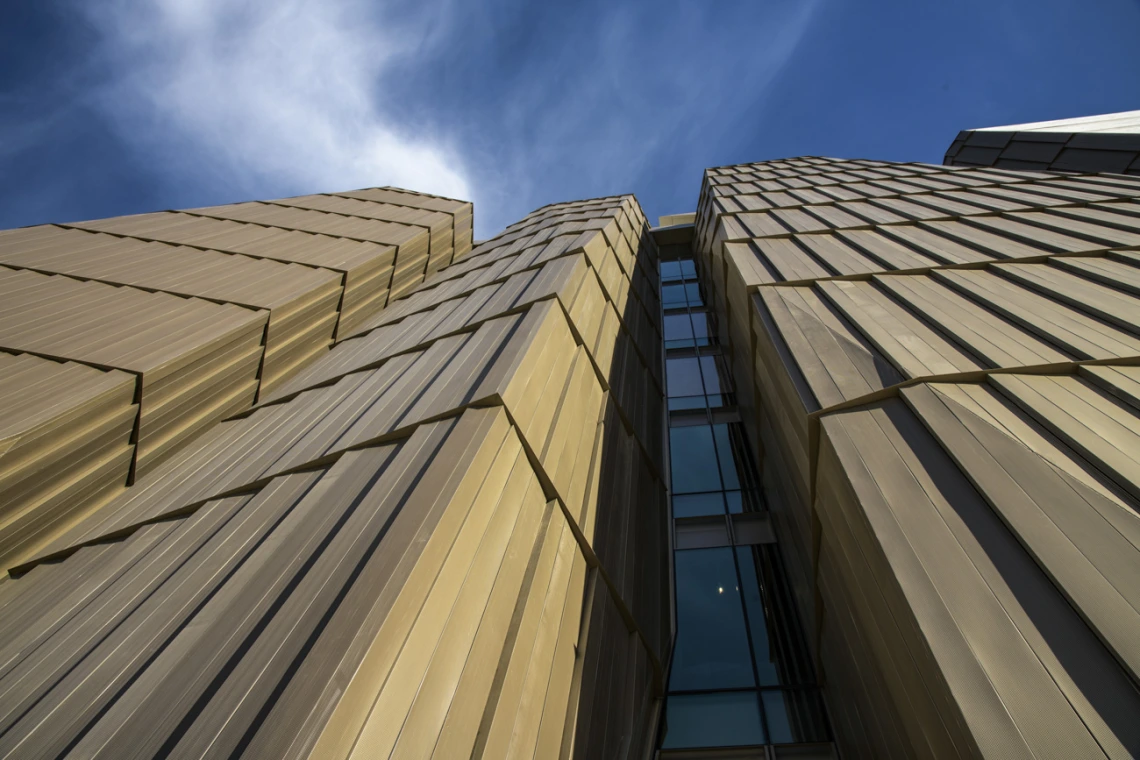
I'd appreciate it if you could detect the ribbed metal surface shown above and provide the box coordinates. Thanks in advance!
[0,353,136,568]
[0,225,342,396]
[695,156,1140,759]
[0,193,668,759]
[340,186,474,259]
[0,264,268,480]
[0,186,471,571]
[69,211,398,338]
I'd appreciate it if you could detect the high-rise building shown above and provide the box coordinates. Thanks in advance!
[1,113,1138,759]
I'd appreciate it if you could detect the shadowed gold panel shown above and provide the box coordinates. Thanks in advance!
[0,353,136,570]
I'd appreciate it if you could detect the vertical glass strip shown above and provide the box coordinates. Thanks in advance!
[660,255,829,752]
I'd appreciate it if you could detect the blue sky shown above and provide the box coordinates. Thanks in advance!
[2,0,1139,238]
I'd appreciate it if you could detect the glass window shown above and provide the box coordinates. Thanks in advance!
[690,312,711,346]
[664,314,694,345]
[699,355,725,395]
[724,490,744,514]
[661,260,684,282]
[670,548,755,690]
[669,426,722,494]
[658,240,831,754]
[761,690,831,744]
[666,357,704,398]
[662,692,766,749]
[662,284,689,307]
[712,424,741,490]
[736,547,780,686]
[673,492,725,518]
[762,691,795,745]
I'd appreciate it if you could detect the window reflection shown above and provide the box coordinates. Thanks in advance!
[736,547,780,686]
[668,396,708,412]
[666,357,704,397]
[664,312,713,350]
[690,312,711,345]
[763,691,796,745]
[673,492,725,518]
[666,355,732,412]
[670,548,755,691]
[724,490,744,514]
[661,259,697,283]
[712,424,741,490]
[662,283,703,308]
[670,424,764,512]
[664,314,694,345]
[662,692,766,749]
[761,690,831,744]
[699,354,726,394]
[662,284,689,307]
[669,426,722,493]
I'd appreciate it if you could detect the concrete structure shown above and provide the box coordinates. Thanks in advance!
[1,113,1139,759]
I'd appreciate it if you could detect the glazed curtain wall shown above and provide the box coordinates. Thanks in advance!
[655,228,832,758]
[0,195,669,759]
[696,157,1140,759]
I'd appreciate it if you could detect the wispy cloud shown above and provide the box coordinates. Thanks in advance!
[72,0,823,237]
[82,0,473,204]
[412,0,825,233]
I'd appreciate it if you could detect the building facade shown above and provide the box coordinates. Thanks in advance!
[0,116,1138,759]
[945,109,1140,175]
[691,150,1140,759]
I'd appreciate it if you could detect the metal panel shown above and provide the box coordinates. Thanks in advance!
[695,155,1140,759]
[945,110,1140,175]
[0,353,136,568]
[0,191,667,759]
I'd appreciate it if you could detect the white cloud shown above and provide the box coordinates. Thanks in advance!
[441,0,824,234]
[82,0,473,203]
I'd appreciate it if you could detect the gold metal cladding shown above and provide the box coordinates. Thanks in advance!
[0,188,471,569]
[696,157,1140,759]
[0,192,668,759]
